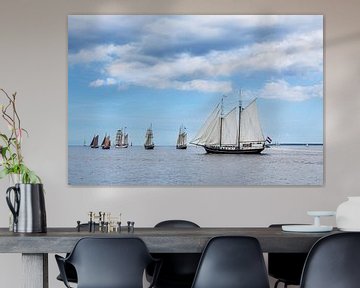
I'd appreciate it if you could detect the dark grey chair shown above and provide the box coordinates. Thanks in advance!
[56,223,99,284]
[191,236,270,288]
[268,224,308,288]
[147,220,201,288]
[300,232,360,288]
[55,237,160,288]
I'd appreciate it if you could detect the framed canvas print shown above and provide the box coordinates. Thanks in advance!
[68,15,323,186]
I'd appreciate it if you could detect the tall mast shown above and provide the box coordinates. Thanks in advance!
[238,90,242,148]
[123,127,127,145]
[219,96,225,147]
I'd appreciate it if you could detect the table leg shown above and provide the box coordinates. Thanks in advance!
[22,253,48,288]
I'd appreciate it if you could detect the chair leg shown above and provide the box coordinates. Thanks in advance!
[274,280,289,288]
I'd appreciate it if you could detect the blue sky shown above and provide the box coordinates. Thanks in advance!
[68,15,323,145]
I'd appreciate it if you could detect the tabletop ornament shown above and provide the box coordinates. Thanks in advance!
[0,89,46,233]
[336,197,360,231]
[76,211,135,233]
[282,211,336,232]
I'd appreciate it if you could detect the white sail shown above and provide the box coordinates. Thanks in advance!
[221,107,238,145]
[177,134,181,145]
[177,125,188,148]
[124,134,128,145]
[190,104,221,146]
[177,132,185,145]
[183,132,187,145]
[240,100,265,143]
[115,130,122,146]
[145,128,153,145]
[177,127,182,145]
[191,97,265,153]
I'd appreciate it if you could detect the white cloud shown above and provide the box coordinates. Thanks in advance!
[69,44,140,65]
[99,29,322,93]
[89,78,117,88]
[245,80,323,102]
[69,16,323,94]
[172,80,233,93]
[205,29,323,74]
[69,15,322,47]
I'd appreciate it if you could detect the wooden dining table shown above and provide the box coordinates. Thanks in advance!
[0,226,339,288]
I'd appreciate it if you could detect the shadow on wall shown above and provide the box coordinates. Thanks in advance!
[326,31,360,47]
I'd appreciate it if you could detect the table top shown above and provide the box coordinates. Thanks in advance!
[0,227,340,254]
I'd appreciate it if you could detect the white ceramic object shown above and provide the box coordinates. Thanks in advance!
[282,210,335,233]
[336,197,360,231]
[282,225,333,232]
[307,211,336,217]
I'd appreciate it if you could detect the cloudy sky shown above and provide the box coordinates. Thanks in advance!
[68,15,323,145]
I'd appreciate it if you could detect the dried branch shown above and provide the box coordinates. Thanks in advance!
[0,88,40,183]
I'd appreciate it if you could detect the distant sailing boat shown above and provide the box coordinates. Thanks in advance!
[191,97,266,154]
[144,125,155,150]
[115,128,129,148]
[101,134,111,150]
[176,125,187,149]
[90,135,99,148]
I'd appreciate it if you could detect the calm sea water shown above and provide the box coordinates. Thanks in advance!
[68,145,323,186]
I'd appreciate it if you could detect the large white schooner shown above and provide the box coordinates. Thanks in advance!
[191,97,266,154]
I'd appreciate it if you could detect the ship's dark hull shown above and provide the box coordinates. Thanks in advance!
[90,146,99,149]
[102,146,110,150]
[176,145,187,149]
[204,145,264,154]
[115,144,128,148]
[144,144,154,150]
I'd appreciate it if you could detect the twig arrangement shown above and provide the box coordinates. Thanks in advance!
[0,88,41,183]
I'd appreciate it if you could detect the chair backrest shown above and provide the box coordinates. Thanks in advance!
[300,232,360,288]
[191,236,270,288]
[66,237,154,288]
[268,224,308,285]
[150,220,201,287]
[155,219,200,228]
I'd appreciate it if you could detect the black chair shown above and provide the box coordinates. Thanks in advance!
[300,232,360,288]
[191,236,270,288]
[147,220,201,288]
[268,224,308,288]
[55,237,160,288]
[56,223,99,284]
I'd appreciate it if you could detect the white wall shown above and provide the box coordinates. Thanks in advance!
[0,0,360,287]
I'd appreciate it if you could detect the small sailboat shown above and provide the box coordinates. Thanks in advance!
[90,135,99,148]
[191,96,266,154]
[115,128,129,148]
[144,125,155,150]
[101,134,111,150]
[176,125,187,149]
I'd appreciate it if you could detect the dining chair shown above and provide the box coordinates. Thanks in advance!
[55,237,161,288]
[146,220,201,288]
[300,232,360,288]
[268,224,308,288]
[56,223,99,284]
[191,236,270,288]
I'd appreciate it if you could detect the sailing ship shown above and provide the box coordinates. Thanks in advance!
[176,125,187,149]
[101,134,111,150]
[115,128,129,148]
[144,125,155,150]
[90,135,99,148]
[190,97,266,154]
